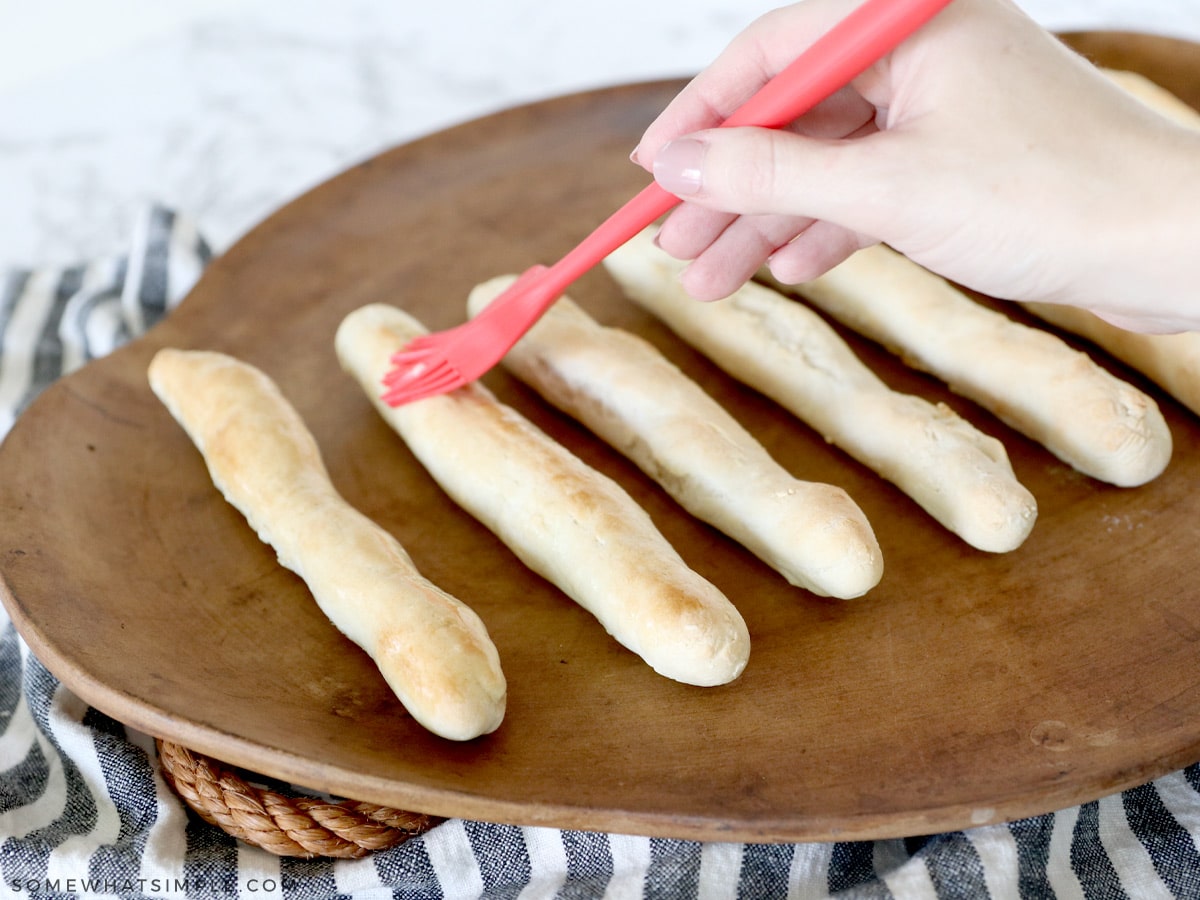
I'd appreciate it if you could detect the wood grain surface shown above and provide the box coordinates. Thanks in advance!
[2,33,1200,843]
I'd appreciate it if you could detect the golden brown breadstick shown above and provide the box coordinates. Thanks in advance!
[148,348,506,741]
[336,304,751,687]
[1017,70,1200,419]
[604,229,1037,553]
[1020,303,1200,419]
[466,278,883,598]
[769,244,1171,487]
[1104,68,1200,127]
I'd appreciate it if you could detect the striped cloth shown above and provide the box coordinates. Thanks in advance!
[3,207,1200,899]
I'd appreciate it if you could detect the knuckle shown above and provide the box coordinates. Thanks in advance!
[720,134,783,210]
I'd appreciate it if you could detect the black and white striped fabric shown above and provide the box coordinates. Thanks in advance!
[4,206,1200,898]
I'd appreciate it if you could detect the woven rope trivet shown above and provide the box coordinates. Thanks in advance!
[156,740,442,858]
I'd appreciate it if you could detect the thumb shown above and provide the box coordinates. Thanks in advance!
[652,126,901,235]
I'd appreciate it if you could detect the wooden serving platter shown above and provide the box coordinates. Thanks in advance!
[3,33,1200,843]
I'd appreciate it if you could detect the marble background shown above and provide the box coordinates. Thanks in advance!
[2,0,1200,273]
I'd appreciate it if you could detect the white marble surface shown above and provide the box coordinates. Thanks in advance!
[2,0,1200,272]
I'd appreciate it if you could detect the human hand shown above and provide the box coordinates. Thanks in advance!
[631,0,1200,333]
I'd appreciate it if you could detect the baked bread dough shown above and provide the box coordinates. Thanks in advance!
[1018,70,1200,419]
[604,228,1038,554]
[1022,302,1200,420]
[466,278,883,598]
[768,244,1172,487]
[336,303,751,687]
[1104,68,1200,128]
[148,348,506,741]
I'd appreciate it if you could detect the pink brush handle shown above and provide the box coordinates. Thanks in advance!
[543,0,954,293]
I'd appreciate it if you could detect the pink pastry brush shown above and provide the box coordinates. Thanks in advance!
[382,0,954,406]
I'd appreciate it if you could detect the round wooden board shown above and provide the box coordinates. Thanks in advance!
[3,33,1200,844]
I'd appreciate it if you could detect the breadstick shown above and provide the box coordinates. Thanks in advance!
[466,278,883,598]
[148,349,506,741]
[767,244,1171,487]
[1021,302,1200,419]
[604,229,1037,554]
[1017,70,1200,418]
[1104,68,1200,128]
[335,304,750,687]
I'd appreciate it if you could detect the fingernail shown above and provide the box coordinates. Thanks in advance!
[653,138,705,197]
[629,144,641,164]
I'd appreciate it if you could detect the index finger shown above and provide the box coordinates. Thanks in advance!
[632,0,873,167]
